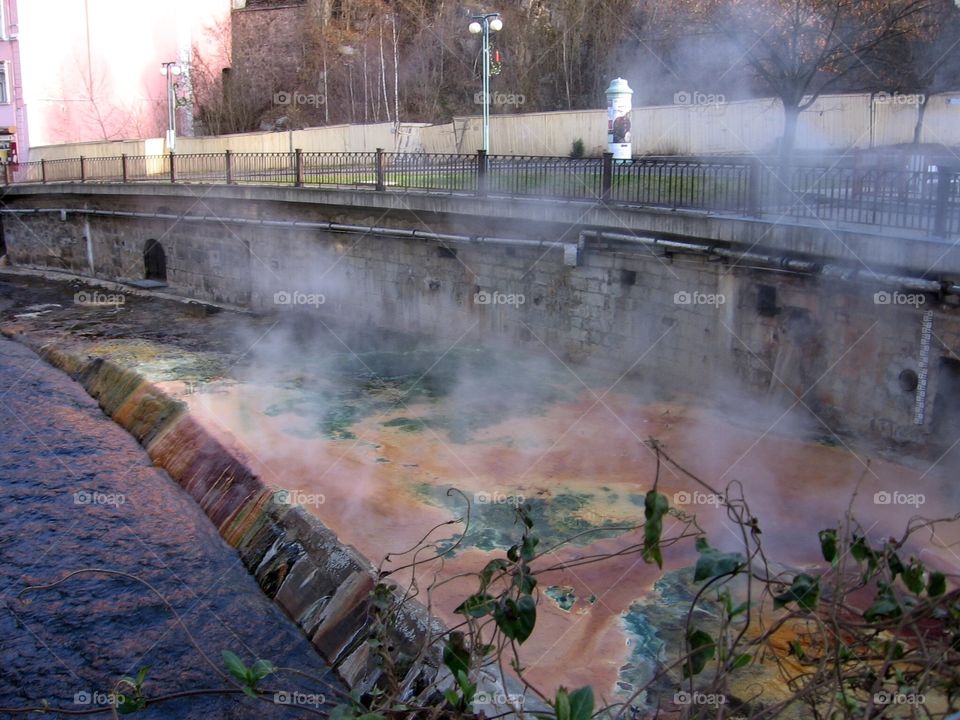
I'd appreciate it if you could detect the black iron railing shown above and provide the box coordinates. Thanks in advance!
[5,150,959,237]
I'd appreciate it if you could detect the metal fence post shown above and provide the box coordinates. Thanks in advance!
[225,150,233,184]
[375,148,385,191]
[121,154,128,183]
[601,152,613,201]
[40,159,46,184]
[477,149,487,196]
[79,156,86,183]
[935,165,951,236]
[748,157,762,217]
[169,152,176,183]
[294,148,303,187]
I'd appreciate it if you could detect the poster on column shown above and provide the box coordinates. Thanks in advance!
[606,79,633,160]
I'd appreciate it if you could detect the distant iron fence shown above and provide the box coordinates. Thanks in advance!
[4,149,959,237]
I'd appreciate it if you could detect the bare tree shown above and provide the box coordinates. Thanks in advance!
[679,0,937,161]
[867,0,960,144]
[189,16,266,135]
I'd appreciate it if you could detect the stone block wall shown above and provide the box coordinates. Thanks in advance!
[5,198,959,447]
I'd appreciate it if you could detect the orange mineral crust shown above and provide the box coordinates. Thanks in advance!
[162,379,957,696]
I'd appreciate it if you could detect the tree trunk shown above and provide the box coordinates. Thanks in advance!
[781,101,800,164]
[379,16,390,122]
[322,27,330,124]
[913,93,930,145]
[362,44,369,124]
[392,14,399,126]
[778,100,801,209]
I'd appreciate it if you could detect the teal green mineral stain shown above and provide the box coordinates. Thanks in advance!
[546,585,577,611]
[416,486,631,554]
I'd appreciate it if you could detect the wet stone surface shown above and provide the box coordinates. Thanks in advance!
[0,336,346,718]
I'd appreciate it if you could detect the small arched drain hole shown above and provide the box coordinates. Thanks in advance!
[899,369,919,392]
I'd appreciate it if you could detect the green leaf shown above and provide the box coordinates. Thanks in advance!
[443,634,470,677]
[683,627,716,677]
[494,594,536,644]
[242,686,258,699]
[521,534,539,562]
[818,529,837,563]
[887,551,905,579]
[479,559,509,588]
[135,666,149,686]
[116,696,147,715]
[568,686,594,720]
[928,571,946,597]
[513,572,537,594]
[455,593,497,618]
[249,659,275,683]
[881,640,905,660]
[554,687,571,720]
[222,650,248,683]
[902,562,925,594]
[851,535,878,578]
[642,490,670,569]
[732,653,752,669]
[851,535,873,560]
[773,574,820,611]
[693,538,745,582]
[455,669,475,702]
[507,545,520,562]
[519,507,534,529]
[863,586,902,621]
[443,689,460,708]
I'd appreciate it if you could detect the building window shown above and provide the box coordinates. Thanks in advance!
[0,62,9,104]
[0,62,8,104]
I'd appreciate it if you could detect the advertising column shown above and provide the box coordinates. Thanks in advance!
[606,77,634,161]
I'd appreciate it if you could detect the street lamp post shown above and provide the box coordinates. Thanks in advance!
[469,12,503,154]
[160,61,182,152]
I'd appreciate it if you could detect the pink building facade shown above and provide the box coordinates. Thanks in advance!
[18,0,229,153]
[0,0,26,162]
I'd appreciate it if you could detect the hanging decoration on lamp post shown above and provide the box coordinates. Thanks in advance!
[469,12,504,154]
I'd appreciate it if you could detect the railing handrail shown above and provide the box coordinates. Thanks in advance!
[3,150,957,237]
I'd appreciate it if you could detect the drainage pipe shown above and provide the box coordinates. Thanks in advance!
[3,208,956,294]
[580,229,956,295]
[0,207,571,253]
